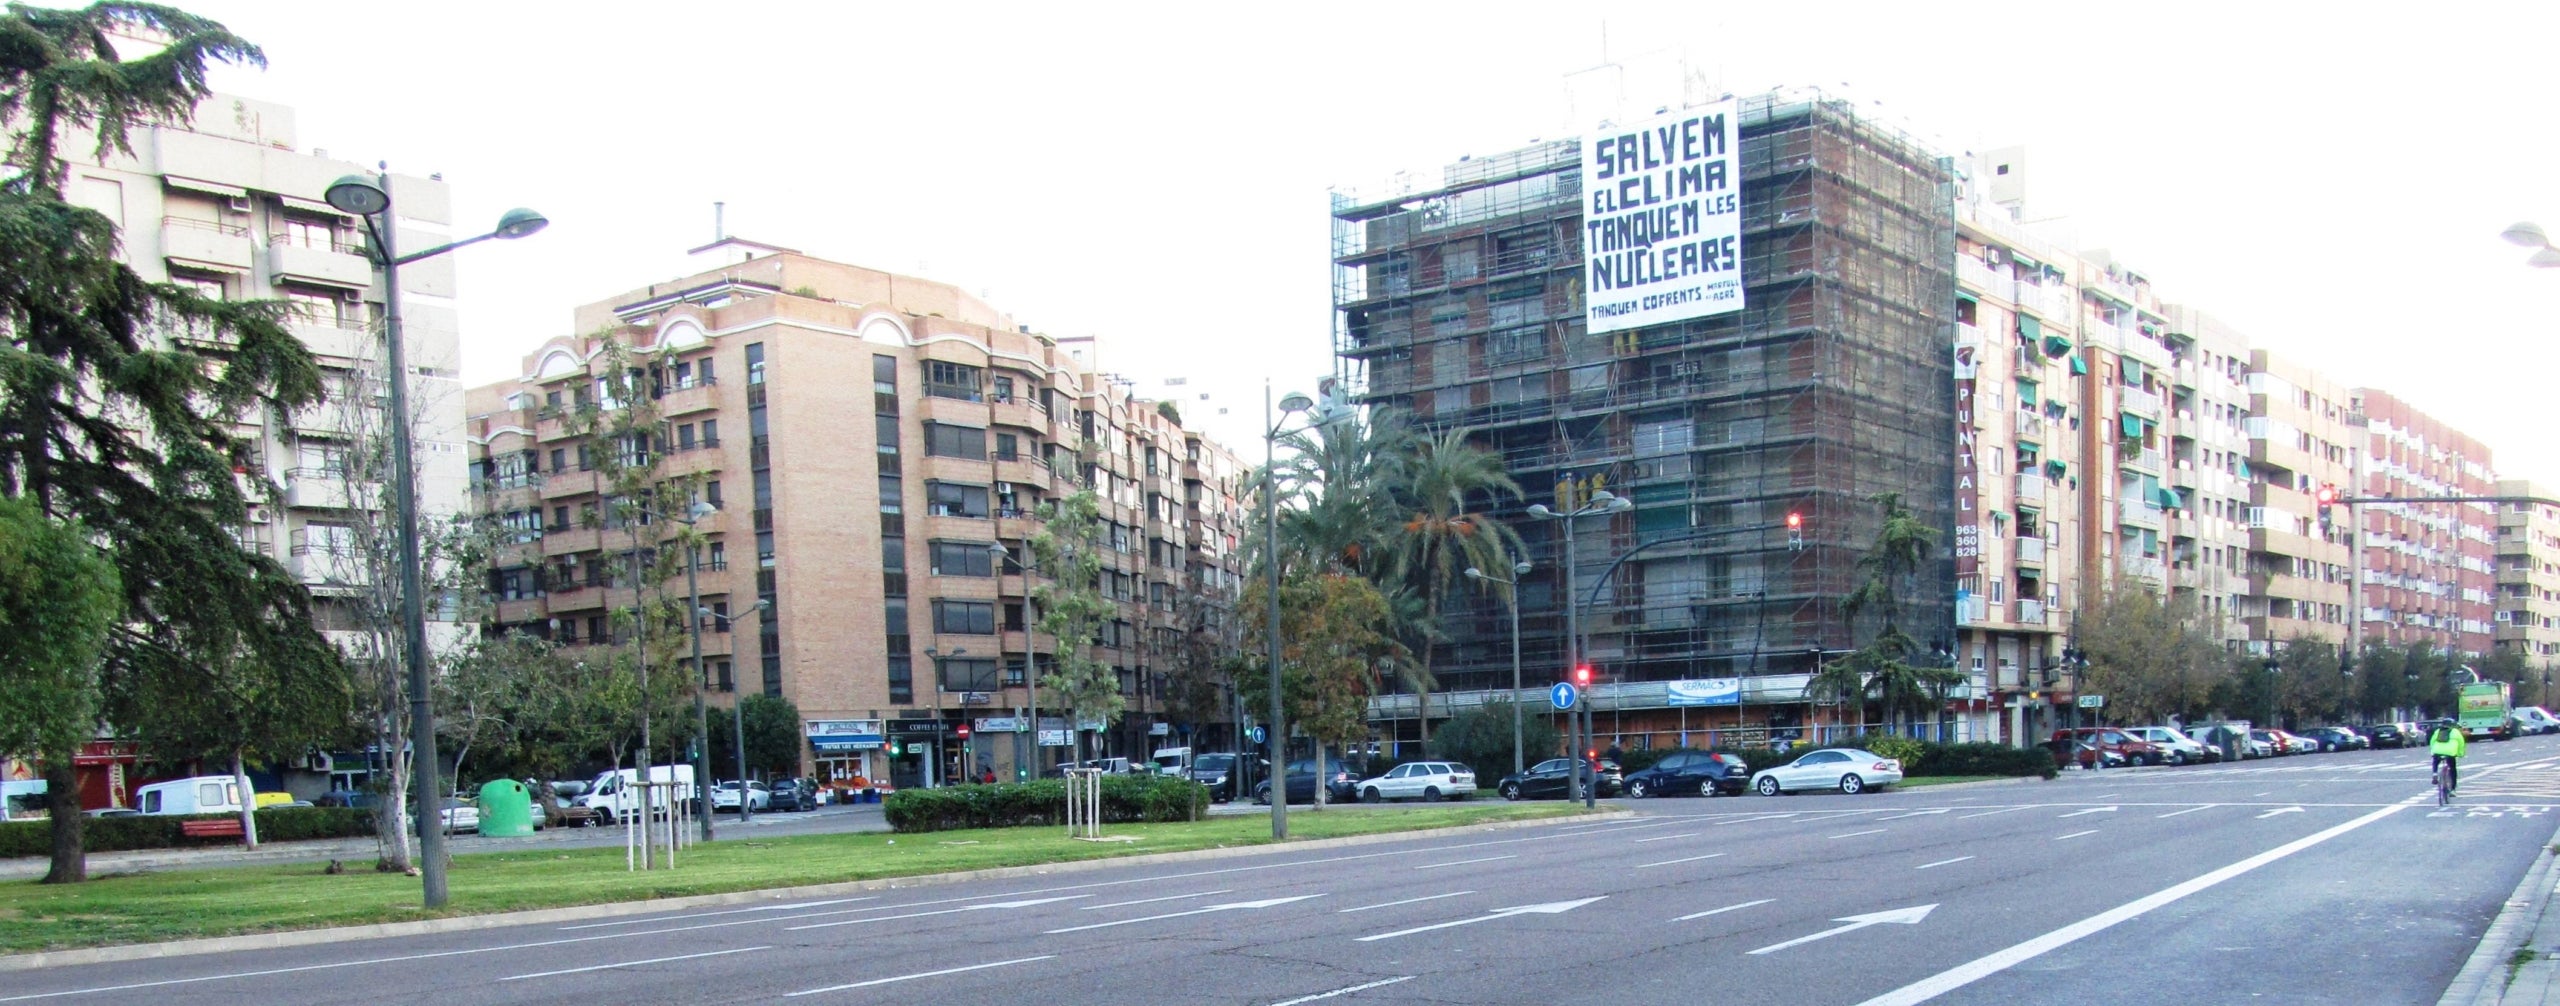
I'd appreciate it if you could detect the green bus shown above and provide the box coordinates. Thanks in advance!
[2459,680,2513,742]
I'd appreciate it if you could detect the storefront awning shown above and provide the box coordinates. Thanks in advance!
[811,734,884,752]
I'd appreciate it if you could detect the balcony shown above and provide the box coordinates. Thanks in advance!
[2017,598,2048,625]
[1958,594,1992,625]
[2016,472,2050,501]
[292,320,374,364]
[161,217,253,271]
[2119,447,2163,474]
[2015,536,2047,565]
[2119,385,2163,418]
[2013,411,2047,440]
[1955,323,1984,354]
[283,469,374,511]
[2118,498,2164,528]
[266,235,372,289]
[2118,555,2166,584]
[288,544,367,588]
[541,469,601,500]
[658,378,720,417]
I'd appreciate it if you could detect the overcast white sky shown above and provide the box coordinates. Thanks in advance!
[176,1,2560,479]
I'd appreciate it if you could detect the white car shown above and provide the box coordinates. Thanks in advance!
[1750,748,1903,795]
[2125,726,2210,765]
[439,798,479,834]
[1354,761,1476,802]
[711,780,770,812]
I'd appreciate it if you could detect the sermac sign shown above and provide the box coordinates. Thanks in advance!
[1582,100,1745,335]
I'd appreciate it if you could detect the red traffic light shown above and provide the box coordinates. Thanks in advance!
[1572,664,1592,687]
[1786,511,1803,529]
[2315,484,2337,506]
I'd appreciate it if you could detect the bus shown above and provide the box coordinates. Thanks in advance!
[2459,680,2513,742]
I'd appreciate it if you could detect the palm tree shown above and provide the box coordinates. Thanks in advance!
[1838,493,1956,734]
[1385,428,1522,727]
[1271,407,1414,577]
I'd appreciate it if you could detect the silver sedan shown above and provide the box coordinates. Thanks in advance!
[1750,748,1905,795]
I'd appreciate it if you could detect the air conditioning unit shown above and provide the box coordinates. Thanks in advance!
[302,750,331,773]
[224,195,253,214]
[996,482,1014,494]
[247,504,270,524]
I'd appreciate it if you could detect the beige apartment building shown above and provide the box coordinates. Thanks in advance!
[2163,307,2256,649]
[2494,481,2560,678]
[2236,350,2359,647]
[2356,390,2497,654]
[466,242,1250,789]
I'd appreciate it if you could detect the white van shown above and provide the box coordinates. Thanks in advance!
[580,764,697,824]
[2515,706,2559,736]
[1150,747,1192,776]
[135,776,248,816]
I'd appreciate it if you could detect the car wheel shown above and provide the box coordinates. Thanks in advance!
[1253,785,1270,806]
[1423,786,1441,802]
[1501,782,1521,801]
[1839,774,1865,795]
[593,808,614,827]
[1756,776,1781,796]
[1628,779,1651,799]
[1364,786,1382,803]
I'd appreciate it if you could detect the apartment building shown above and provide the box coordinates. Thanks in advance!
[2354,390,2497,653]
[2494,481,2560,672]
[467,242,1250,788]
[1334,89,1958,750]
[2235,351,2359,647]
[60,93,467,670]
[2163,307,2257,649]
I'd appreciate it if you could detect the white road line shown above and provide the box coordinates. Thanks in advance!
[1636,853,1727,868]
[1269,976,1417,1005]
[1340,891,1475,914]
[1046,895,1323,934]
[1634,832,1703,843]
[785,956,1054,997]
[1958,807,2029,819]
[1915,856,1974,870]
[1830,828,1888,839]
[1714,813,1800,824]
[2054,829,2099,841]
[1080,890,1231,911]
[1852,803,2403,1006]
[1676,898,1775,921]
[556,898,875,930]
[500,946,767,981]
[788,895,1086,931]
[2155,805,2216,819]
[1416,855,1516,870]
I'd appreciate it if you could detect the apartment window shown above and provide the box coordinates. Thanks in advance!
[939,657,999,692]
[745,342,767,385]
[878,476,903,514]
[699,419,717,446]
[992,375,1015,402]
[995,433,1018,461]
[923,422,987,460]
[930,541,994,577]
[553,505,570,530]
[925,361,981,400]
[707,540,727,571]
[932,599,996,634]
[705,479,724,507]
[887,655,912,704]
[873,355,898,394]
[548,448,565,472]
[877,416,900,452]
[927,482,989,518]
[677,423,695,449]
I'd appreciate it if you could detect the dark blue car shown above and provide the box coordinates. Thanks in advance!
[1622,751,1751,798]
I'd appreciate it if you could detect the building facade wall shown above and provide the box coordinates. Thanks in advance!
[2494,481,2560,674]
[2354,389,2497,653]
[2239,350,2358,648]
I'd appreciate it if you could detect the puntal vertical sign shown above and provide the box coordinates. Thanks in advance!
[1953,343,1980,576]
[1582,100,1745,335]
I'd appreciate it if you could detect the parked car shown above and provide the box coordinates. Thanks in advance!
[83,807,141,819]
[2514,707,2560,736]
[711,780,771,812]
[1623,751,1752,797]
[537,790,598,829]
[1497,757,1620,801]
[2049,729,2166,767]
[1056,757,1140,776]
[2268,728,2320,754]
[1188,753,1244,803]
[1751,748,1904,795]
[1355,762,1476,802]
[439,798,479,834]
[134,775,249,816]
[2123,726,2215,765]
[2365,723,2408,749]
[2303,726,2366,752]
[766,778,818,812]
[1252,759,1360,805]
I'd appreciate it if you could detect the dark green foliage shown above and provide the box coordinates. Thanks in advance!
[0,808,373,858]
[1908,742,2057,779]
[1425,700,1560,782]
[882,776,1208,833]
[707,694,803,779]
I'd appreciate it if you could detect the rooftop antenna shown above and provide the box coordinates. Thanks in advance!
[713,201,725,242]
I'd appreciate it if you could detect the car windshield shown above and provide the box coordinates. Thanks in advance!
[1195,755,1234,771]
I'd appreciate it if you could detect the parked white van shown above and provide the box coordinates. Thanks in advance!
[2514,706,2559,736]
[135,776,248,816]
[580,764,696,825]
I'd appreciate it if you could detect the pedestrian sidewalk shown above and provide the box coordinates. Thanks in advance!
[2447,815,2560,1004]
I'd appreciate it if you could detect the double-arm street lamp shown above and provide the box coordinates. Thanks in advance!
[324,172,546,909]
[1526,491,1631,810]
[1262,385,1344,840]
[1463,561,1535,777]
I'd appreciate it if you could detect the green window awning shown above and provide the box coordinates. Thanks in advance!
[2067,353,2088,375]
[2155,486,2184,509]
[1957,291,1978,305]
[2043,334,2072,358]
[2045,459,2067,477]
[2122,359,2146,383]
[2121,413,2145,437]
[2016,378,2039,406]
[2017,314,2042,343]
[1635,506,1685,534]
[2044,400,2067,419]
[2012,252,2042,272]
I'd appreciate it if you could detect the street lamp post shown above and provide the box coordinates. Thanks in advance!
[925,646,968,789]
[1260,386,1341,839]
[1465,561,1536,777]
[1527,491,1632,810]
[993,542,1037,781]
[726,597,770,822]
[658,501,717,841]
[324,172,546,908]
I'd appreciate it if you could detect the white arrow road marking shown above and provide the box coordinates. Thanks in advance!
[2155,805,2216,819]
[2257,806,2305,819]
[1269,976,1417,1005]
[2057,806,2118,818]
[786,956,1054,997]
[1356,896,1607,941]
[1676,898,1774,921]
[1915,856,1974,870]
[1340,891,1474,914]
[1878,809,1950,821]
[1047,895,1323,934]
[1748,905,1937,955]
[502,946,768,981]
[790,896,1086,931]
[1081,890,1231,911]
[1636,852,1727,869]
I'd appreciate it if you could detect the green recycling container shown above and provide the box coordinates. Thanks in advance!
[477,779,535,837]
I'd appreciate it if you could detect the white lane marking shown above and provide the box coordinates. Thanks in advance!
[2252,791,2270,797]
[788,895,1086,931]
[1749,905,1936,955]
[1636,852,1728,869]
[1340,891,1475,914]
[557,897,875,930]
[785,955,1054,997]
[1045,895,1323,934]
[1269,976,1417,1004]
[1634,832,1703,843]
[2057,806,2118,818]
[2257,806,2305,819]
[2155,805,2216,819]
[1676,898,1775,921]
[1915,856,1975,870]
[1416,855,1515,870]
[1080,889,1231,911]
[1958,806,2029,819]
[1830,829,1888,839]
[1356,897,1605,942]
[1851,803,2404,1006]
[2054,829,2099,841]
[1714,812,1801,824]
[501,946,768,981]
[1878,809,1950,821]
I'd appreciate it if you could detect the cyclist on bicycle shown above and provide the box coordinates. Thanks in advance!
[2430,719,2468,796]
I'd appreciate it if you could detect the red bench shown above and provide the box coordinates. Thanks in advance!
[180,818,246,842]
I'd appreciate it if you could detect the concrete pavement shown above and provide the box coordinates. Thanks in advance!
[9,738,2557,1004]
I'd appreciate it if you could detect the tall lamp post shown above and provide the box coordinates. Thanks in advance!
[992,542,1037,781]
[1464,560,1535,777]
[727,598,771,820]
[925,646,968,788]
[1262,385,1341,840]
[324,172,546,908]
[1527,491,1631,810]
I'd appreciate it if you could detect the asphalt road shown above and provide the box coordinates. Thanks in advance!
[14,736,2560,1005]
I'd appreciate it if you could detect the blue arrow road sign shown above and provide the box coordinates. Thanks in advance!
[1551,681,1579,710]
[1247,726,1267,744]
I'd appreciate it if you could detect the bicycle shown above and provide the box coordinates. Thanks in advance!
[2435,758,2454,808]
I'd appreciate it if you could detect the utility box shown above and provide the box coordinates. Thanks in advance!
[477,779,534,837]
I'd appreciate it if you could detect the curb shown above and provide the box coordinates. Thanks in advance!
[2440,810,2560,1005]
[0,809,1625,973]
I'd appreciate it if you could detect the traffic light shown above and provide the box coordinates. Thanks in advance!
[1787,511,1804,551]
[1572,664,1592,688]
[2315,484,2338,532]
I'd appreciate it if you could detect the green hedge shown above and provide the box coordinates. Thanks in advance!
[883,776,1209,833]
[1910,741,2057,779]
[0,807,377,859]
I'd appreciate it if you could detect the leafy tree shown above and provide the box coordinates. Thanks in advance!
[2077,579,2226,724]
[1032,488,1119,764]
[1242,569,1400,808]
[1385,428,1521,726]
[0,497,119,882]
[1428,700,1560,783]
[707,693,803,779]
[3,4,345,877]
[2271,635,2346,728]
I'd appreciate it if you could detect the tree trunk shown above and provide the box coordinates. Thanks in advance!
[231,750,260,850]
[375,728,414,872]
[40,752,84,884]
[1312,746,1328,811]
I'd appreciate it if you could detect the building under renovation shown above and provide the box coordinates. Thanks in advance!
[1334,88,1958,750]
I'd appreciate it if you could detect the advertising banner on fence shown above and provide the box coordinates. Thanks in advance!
[1582,100,1745,335]
[1667,678,1742,707]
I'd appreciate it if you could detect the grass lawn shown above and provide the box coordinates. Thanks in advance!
[0,803,1587,954]
[1895,775,2020,788]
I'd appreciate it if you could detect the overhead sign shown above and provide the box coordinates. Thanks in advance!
[1667,679,1741,707]
[1551,681,1580,710]
[805,719,885,752]
[1581,100,1745,335]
